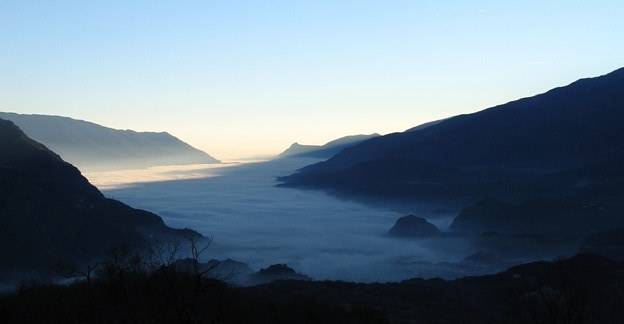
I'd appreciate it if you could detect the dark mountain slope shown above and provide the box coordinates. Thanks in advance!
[0,119,197,277]
[0,112,219,171]
[281,68,624,202]
[278,134,379,159]
[450,197,623,236]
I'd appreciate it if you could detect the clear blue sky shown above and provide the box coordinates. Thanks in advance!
[1,1,623,159]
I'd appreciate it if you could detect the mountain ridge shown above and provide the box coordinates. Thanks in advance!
[0,112,220,171]
[280,67,624,202]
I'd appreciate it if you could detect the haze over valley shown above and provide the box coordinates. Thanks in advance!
[100,158,472,282]
[2,1,624,322]
[3,66,624,324]
[62,67,622,284]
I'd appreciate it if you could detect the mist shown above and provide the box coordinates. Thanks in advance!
[97,158,491,282]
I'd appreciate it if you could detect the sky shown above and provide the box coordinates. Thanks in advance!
[1,1,623,160]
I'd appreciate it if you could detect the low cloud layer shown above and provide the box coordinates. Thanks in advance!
[105,158,481,282]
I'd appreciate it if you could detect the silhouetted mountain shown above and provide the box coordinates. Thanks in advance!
[0,112,219,171]
[278,143,320,157]
[278,134,379,159]
[0,119,198,278]
[387,215,440,238]
[249,264,311,285]
[281,68,624,203]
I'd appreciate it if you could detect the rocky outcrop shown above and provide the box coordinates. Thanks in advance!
[249,264,311,285]
[387,215,440,238]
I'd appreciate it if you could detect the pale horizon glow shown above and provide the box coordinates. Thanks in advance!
[2,1,623,159]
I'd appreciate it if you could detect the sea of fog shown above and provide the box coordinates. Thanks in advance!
[89,158,484,282]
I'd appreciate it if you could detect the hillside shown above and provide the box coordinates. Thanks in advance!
[280,68,624,203]
[1,254,622,323]
[0,119,198,278]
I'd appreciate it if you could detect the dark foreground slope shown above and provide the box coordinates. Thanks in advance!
[1,254,622,324]
[251,254,624,324]
[281,68,624,203]
[0,119,197,278]
[0,112,219,171]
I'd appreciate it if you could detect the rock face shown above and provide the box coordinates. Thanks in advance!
[0,112,219,171]
[0,119,198,277]
[387,215,440,238]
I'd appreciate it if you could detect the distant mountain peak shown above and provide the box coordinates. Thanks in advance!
[278,143,321,157]
[277,133,379,159]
